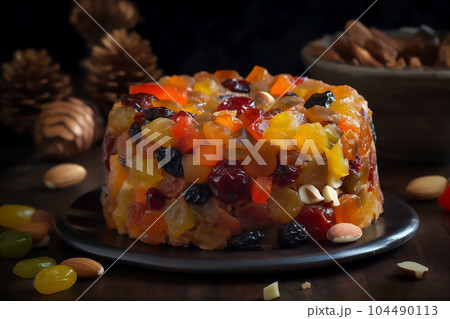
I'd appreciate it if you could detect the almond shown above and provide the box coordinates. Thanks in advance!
[406,175,447,200]
[60,257,104,278]
[327,223,362,243]
[397,261,429,279]
[15,222,51,244]
[322,186,340,207]
[31,209,54,228]
[299,184,324,204]
[44,163,87,189]
[263,281,280,301]
[33,235,50,248]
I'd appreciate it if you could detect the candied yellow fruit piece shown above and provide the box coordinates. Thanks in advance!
[326,140,349,185]
[296,123,329,155]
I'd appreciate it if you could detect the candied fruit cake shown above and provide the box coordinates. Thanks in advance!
[101,66,383,250]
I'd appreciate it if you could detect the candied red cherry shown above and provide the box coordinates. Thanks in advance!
[221,79,252,93]
[145,187,166,210]
[217,96,257,118]
[142,107,175,122]
[208,160,251,204]
[304,90,336,109]
[121,93,158,110]
[154,146,184,177]
[127,202,145,225]
[102,132,116,170]
[272,165,299,187]
[232,230,265,251]
[295,204,335,241]
[184,183,212,205]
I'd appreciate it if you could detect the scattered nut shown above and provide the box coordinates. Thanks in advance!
[299,184,324,204]
[406,175,447,200]
[327,223,362,243]
[60,257,104,279]
[397,261,429,279]
[15,223,51,244]
[301,281,311,290]
[322,186,340,207]
[31,210,54,229]
[263,281,280,301]
[43,163,87,189]
[33,235,50,248]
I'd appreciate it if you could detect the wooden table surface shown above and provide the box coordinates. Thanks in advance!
[1,142,449,301]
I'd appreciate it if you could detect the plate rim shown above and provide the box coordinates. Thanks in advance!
[55,188,419,274]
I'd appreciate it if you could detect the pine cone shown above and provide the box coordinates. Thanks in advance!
[0,49,72,134]
[70,0,140,46]
[84,29,162,115]
[34,97,103,160]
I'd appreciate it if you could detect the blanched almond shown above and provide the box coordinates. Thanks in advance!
[406,175,447,200]
[60,257,104,278]
[397,261,429,279]
[322,186,340,207]
[327,223,362,243]
[44,163,87,189]
[299,184,324,204]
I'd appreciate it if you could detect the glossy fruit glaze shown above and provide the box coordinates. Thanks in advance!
[101,66,383,250]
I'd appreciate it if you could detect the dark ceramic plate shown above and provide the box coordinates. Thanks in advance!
[55,188,419,274]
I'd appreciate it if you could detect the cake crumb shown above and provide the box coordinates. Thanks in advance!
[301,281,311,290]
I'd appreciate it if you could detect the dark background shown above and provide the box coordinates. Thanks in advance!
[0,0,449,169]
[1,0,449,75]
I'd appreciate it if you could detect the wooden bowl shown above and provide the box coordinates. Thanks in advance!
[301,32,450,162]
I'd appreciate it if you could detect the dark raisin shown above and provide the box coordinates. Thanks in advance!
[304,90,336,109]
[233,230,265,251]
[102,133,116,170]
[121,93,158,110]
[142,107,175,122]
[208,160,251,204]
[280,221,308,248]
[145,187,166,210]
[154,146,184,177]
[221,79,252,93]
[128,118,149,139]
[370,120,377,144]
[183,183,212,205]
[272,165,299,187]
[284,92,298,97]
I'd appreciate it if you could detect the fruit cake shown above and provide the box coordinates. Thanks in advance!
[101,66,383,250]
